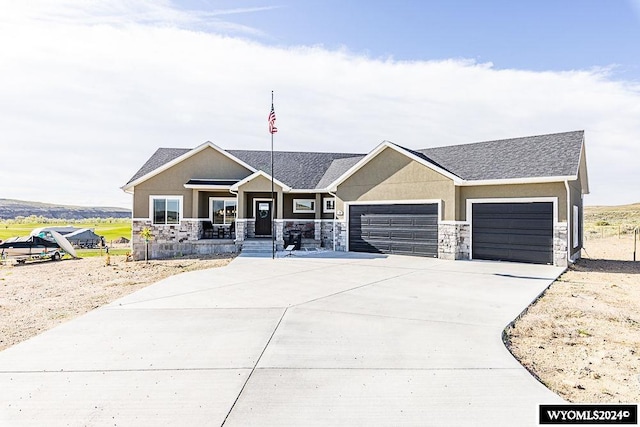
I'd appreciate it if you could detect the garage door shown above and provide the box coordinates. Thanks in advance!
[348,203,438,257]
[471,202,553,264]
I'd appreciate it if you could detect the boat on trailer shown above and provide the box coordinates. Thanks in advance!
[0,231,77,264]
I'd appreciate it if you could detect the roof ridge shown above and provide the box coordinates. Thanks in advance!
[419,130,584,151]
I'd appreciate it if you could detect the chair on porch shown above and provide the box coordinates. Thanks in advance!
[202,220,214,239]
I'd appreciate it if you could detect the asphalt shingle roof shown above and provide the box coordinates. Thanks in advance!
[416,130,584,181]
[128,148,189,184]
[227,150,364,189]
[126,131,584,189]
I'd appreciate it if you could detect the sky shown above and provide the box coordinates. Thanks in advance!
[0,0,639,209]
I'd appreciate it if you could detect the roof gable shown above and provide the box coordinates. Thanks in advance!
[230,170,292,192]
[122,142,256,192]
[326,141,464,191]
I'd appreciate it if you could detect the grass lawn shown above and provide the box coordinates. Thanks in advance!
[74,248,130,258]
[0,220,131,242]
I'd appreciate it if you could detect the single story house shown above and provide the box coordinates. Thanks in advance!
[122,130,588,266]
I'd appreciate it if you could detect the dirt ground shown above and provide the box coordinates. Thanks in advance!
[506,235,640,403]
[1,238,639,403]
[0,254,234,351]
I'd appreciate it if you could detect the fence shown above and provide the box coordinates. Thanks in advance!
[584,224,639,240]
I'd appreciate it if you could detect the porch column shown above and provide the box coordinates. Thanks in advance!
[192,189,199,218]
[236,189,245,220]
[276,188,283,219]
[315,193,322,220]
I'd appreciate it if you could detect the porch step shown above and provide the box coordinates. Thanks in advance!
[241,239,276,254]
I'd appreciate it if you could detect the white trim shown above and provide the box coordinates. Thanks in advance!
[327,141,463,191]
[122,141,256,192]
[252,197,274,219]
[230,170,292,192]
[288,189,321,194]
[440,220,469,225]
[578,133,590,194]
[323,197,336,213]
[344,199,443,252]
[184,184,234,190]
[573,205,579,249]
[149,195,184,226]
[293,198,316,214]
[465,197,558,261]
[458,175,577,186]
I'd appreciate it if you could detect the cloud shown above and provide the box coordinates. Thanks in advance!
[0,1,638,208]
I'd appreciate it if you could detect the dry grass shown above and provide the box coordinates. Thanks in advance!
[505,236,640,403]
[0,254,235,351]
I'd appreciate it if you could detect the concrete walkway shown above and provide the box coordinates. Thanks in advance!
[0,253,565,426]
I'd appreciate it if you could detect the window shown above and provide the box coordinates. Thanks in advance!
[293,199,315,213]
[210,198,237,224]
[151,196,182,225]
[323,197,336,213]
[573,205,579,248]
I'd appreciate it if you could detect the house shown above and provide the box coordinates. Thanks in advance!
[122,130,588,266]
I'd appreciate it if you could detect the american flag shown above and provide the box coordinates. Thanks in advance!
[268,105,277,134]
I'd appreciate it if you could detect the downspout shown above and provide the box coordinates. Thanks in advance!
[328,189,339,252]
[229,188,239,243]
[564,180,572,265]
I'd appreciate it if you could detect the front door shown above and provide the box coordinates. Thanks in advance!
[255,200,272,236]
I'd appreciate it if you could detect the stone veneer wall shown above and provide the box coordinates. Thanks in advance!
[334,220,347,251]
[320,220,334,249]
[438,223,470,260]
[131,220,237,260]
[553,223,568,267]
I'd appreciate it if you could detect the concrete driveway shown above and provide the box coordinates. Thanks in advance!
[0,253,565,426]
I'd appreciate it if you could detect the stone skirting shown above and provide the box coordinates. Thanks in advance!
[553,223,568,267]
[334,220,347,251]
[131,219,569,266]
[438,222,470,260]
[131,219,239,260]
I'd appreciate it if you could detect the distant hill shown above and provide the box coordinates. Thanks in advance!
[0,199,131,220]
[584,202,640,227]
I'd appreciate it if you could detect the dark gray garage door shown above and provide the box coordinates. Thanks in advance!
[471,202,553,264]
[348,203,438,257]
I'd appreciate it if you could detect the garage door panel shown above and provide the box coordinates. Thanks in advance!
[473,233,552,247]
[472,218,552,230]
[349,204,438,258]
[472,244,552,264]
[472,202,553,265]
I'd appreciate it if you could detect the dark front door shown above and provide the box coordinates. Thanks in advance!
[348,203,439,257]
[255,200,272,236]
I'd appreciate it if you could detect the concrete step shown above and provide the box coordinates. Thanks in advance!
[241,239,277,254]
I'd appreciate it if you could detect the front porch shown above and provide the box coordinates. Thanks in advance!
[130,218,331,260]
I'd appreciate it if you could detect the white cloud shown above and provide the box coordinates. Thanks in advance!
[0,1,638,208]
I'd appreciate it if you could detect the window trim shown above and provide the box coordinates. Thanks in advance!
[150,195,183,225]
[293,198,316,214]
[323,197,336,213]
[573,205,579,248]
[209,197,237,225]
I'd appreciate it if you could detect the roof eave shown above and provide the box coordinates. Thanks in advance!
[458,175,578,186]
[183,184,234,190]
